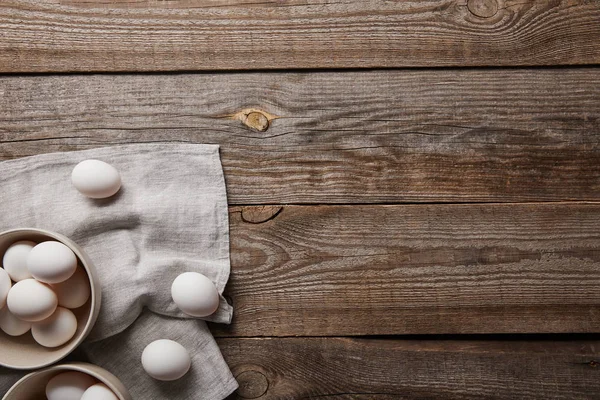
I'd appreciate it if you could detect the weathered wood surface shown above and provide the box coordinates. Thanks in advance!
[1,69,599,204]
[219,337,600,399]
[0,0,599,72]
[211,203,600,337]
[2,0,599,397]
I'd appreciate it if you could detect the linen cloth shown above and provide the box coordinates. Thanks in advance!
[0,143,237,398]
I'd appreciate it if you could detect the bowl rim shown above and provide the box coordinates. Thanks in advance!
[0,228,102,370]
[2,362,131,400]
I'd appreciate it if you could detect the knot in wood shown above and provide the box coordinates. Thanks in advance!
[467,0,498,18]
[230,108,278,132]
[244,111,270,132]
[236,370,269,399]
[241,206,283,224]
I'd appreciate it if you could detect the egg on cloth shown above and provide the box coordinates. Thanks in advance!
[171,272,220,317]
[27,241,77,284]
[46,371,96,400]
[72,159,122,199]
[7,279,57,322]
[0,307,31,336]
[51,266,91,309]
[32,307,78,348]
[0,268,11,309]
[141,339,191,381]
[81,383,119,400]
[2,240,35,282]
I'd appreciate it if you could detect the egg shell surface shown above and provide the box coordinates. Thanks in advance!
[171,272,220,317]
[46,371,97,400]
[0,307,31,336]
[7,279,57,322]
[81,383,119,400]
[141,339,191,381]
[51,266,91,309]
[2,240,35,282]
[32,307,78,348]
[27,241,77,284]
[0,268,10,309]
[71,159,122,199]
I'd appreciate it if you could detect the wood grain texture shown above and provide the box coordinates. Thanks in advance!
[0,0,599,72]
[219,337,600,399]
[1,69,599,204]
[212,203,600,337]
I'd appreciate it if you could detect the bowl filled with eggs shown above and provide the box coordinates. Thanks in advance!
[3,362,131,400]
[0,228,101,369]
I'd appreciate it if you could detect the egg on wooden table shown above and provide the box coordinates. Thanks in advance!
[0,268,11,309]
[0,307,31,336]
[46,371,96,400]
[72,159,122,199]
[32,307,78,348]
[141,339,191,381]
[27,241,77,284]
[51,266,91,309]
[7,279,57,322]
[2,240,36,282]
[81,383,119,400]
[171,272,220,317]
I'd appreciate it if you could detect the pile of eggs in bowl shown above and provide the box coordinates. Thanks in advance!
[0,240,90,348]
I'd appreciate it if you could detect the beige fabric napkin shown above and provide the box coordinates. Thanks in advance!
[0,144,237,399]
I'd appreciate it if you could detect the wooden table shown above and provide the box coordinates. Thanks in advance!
[1,1,599,398]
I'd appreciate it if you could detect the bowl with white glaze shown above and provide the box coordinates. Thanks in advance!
[0,229,101,369]
[2,362,131,400]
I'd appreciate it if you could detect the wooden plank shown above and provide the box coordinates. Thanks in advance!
[211,203,600,337]
[1,69,599,204]
[0,0,599,72]
[218,337,600,399]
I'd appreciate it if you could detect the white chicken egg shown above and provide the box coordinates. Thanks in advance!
[72,159,122,199]
[0,307,31,336]
[27,241,77,284]
[2,240,35,282]
[46,371,96,400]
[0,268,10,309]
[81,383,119,400]
[141,339,191,381]
[171,272,219,317]
[32,307,78,348]
[50,266,91,309]
[7,279,57,322]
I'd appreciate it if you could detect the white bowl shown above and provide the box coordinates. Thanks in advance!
[2,362,131,400]
[0,229,102,369]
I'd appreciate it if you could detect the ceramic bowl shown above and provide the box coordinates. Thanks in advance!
[2,362,131,400]
[0,229,101,369]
